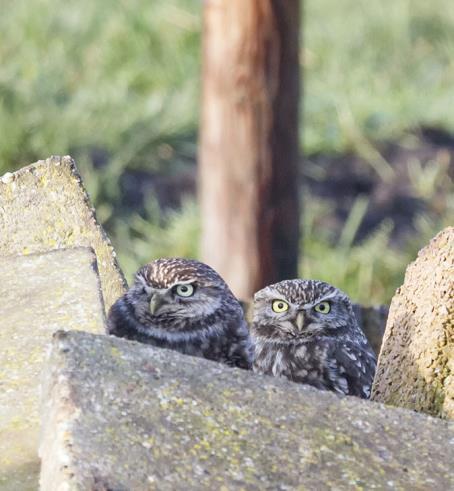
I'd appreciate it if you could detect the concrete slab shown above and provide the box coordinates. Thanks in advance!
[41,330,454,490]
[0,155,127,313]
[0,248,106,490]
[372,227,454,419]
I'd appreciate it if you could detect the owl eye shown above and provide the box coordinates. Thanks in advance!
[314,301,331,314]
[174,284,195,297]
[272,299,289,313]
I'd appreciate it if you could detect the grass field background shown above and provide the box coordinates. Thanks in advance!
[1,0,453,303]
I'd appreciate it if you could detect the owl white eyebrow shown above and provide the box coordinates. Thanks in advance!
[259,289,288,302]
[169,279,195,288]
[304,291,338,308]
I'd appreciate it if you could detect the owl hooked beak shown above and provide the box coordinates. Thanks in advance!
[149,291,166,315]
[295,311,305,332]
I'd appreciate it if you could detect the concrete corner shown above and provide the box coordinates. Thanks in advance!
[0,155,127,312]
[41,331,453,490]
[372,226,454,419]
[0,248,106,490]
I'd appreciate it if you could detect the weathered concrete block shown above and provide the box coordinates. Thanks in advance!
[41,330,454,490]
[372,227,454,419]
[0,155,127,312]
[0,248,106,491]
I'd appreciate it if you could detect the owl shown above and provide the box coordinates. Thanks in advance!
[107,258,254,369]
[250,279,376,398]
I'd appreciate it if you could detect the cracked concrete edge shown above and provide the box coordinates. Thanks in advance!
[372,226,454,418]
[39,330,454,490]
[0,155,128,311]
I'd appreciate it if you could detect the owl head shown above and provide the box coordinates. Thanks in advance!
[251,279,358,342]
[128,258,241,329]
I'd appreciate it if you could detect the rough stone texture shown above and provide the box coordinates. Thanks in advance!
[0,248,107,491]
[41,330,454,491]
[0,155,127,312]
[372,227,454,419]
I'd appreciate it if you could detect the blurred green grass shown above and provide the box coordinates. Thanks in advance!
[0,0,201,174]
[112,191,453,304]
[2,0,454,166]
[304,0,454,154]
[1,0,453,303]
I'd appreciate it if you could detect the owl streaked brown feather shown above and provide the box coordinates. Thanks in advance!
[251,279,376,398]
[107,258,254,370]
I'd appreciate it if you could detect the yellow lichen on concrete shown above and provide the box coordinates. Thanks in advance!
[39,331,454,490]
[0,248,107,490]
[372,227,454,419]
[0,155,127,312]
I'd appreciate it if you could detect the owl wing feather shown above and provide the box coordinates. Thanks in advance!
[324,339,376,398]
[221,318,255,369]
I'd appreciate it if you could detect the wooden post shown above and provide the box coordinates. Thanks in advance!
[199,0,301,300]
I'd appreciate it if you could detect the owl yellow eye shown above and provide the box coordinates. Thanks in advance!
[175,284,195,297]
[272,299,289,313]
[314,301,331,314]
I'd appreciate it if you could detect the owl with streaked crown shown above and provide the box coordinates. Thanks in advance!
[250,279,376,398]
[107,258,254,369]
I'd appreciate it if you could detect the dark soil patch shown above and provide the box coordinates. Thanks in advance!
[117,126,454,244]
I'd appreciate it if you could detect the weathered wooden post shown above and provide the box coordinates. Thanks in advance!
[199,0,301,300]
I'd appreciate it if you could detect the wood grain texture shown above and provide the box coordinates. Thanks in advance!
[199,0,300,300]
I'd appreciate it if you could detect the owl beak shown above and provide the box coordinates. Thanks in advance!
[149,292,165,315]
[296,311,305,332]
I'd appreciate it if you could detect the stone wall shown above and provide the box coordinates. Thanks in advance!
[40,331,454,490]
[0,248,107,490]
[0,157,452,490]
[372,227,454,419]
[0,156,126,312]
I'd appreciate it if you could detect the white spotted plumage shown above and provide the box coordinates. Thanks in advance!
[250,279,377,398]
[107,258,254,369]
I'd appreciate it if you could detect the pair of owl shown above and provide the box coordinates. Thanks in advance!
[107,258,376,399]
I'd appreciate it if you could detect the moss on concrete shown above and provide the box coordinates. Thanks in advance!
[0,248,107,491]
[0,155,127,313]
[40,331,454,490]
[372,227,454,419]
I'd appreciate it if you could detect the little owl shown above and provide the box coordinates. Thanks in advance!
[107,258,254,369]
[250,279,376,398]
